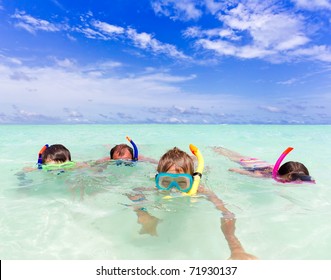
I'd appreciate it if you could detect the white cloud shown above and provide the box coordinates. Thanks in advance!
[73,18,189,60]
[204,0,225,15]
[197,39,274,58]
[126,28,189,59]
[91,21,125,35]
[7,105,61,124]
[75,27,108,40]
[185,1,331,63]
[12,11,63,34]
[10,11,188,60]
[292,0,331,10]
[152,0,202,21]
[277,78,299,85]
[126,28,153,49]
[1,57,330,124]
[0,58,199,113]
[258,105,283,113]
[275,35,310,51]
[2,2,331,124]
[0,54,22,65]
[1,57,284,124]
[132,72,196,83]
[9,71,34,81]
[218,2,309,50]
[289,45,331,62]
[51,57,77,68]
[183,26,240,40]
[197,39,236,56]
[183,26,201,38]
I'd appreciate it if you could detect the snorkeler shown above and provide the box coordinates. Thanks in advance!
[127,145,257,260]
[94,136,158,167]
[37,144,75,170]
[213,146,314,183]
[90,136,138,168]
[16,144,77,182]
[110,136,138,161]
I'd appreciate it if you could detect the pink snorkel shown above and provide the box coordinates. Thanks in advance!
[272,147,294,181]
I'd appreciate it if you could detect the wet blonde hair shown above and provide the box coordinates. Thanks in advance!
[157,147,194,174]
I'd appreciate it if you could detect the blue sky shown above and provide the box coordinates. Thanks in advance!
[1,0,331,124]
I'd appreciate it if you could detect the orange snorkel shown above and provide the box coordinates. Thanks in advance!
[37,144,49,169]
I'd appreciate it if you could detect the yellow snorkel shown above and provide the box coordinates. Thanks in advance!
[186,144,204,196]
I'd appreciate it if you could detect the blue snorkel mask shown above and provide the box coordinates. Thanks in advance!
[155,173,194,193]
[37,144,49,169]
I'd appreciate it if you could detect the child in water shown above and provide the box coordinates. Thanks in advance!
[96,143,135,163]
[128,146,257,260]
[110,144,135,160]
[20,144,76,173]
[213,147,314,183]
[36,144,81,171]
[17,144,76,185]
[94,137,157,165]
[39,144,72,165]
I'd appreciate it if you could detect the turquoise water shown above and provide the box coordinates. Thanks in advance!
[0,124,330,260]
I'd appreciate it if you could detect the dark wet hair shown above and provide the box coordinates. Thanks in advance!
[41,144,71,164]
[110,144,133,159]
[278,161,311,181]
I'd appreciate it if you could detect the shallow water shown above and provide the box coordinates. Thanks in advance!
[0,124,330,259]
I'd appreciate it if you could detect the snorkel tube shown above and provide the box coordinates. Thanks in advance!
[272,147,294,181]
[126,136,138,161]
[187,144,204,196]
[37,144,49,169]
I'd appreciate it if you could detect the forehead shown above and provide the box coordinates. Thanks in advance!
[113,149,132,159]
[166,165,185,174]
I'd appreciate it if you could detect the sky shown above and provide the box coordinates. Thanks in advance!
[1,0,331,124]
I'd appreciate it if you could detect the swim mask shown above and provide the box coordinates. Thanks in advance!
[111,159,136,167]
[155,173,193,193]
[289,173,313,182]
[41,161,76,171]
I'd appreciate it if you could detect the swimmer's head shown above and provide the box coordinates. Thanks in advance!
[156,147,195,193]
[157,147,194,175]
[41,144,71,164]
[110,144,133,160]
[278,161,312,182]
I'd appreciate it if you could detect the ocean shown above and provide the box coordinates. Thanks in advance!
[0,124,330,260]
